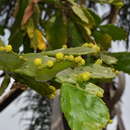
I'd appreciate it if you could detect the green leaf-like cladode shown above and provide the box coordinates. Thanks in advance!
[56,64,116,83]
[0,51,24,71]
[101,54,118,65]
[71,3,89,25]
[87,9,101,27]
[85,83,104,97]
[12,74,55,96]
[93,31,112,50]
[61,83,110,130]
[43,46,98,56]
[9,0,28,52]
[68,21,84,47]
[110,52,130,74]
[99,24,127,41]
[45,13,67,49]
[15,53,74,81]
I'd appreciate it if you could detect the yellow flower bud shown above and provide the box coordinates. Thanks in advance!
[82,43,94,48]
[5,45,12,52]
[69,55,74,61]
[62,44,67,49]
[95,59,103,65]
[79,59,86,65]
[96,91,103,97]
[49,85,56,92]
[47,93,56,99]
[74,56,83,63]
[56,52,64,60]
[93,45,100,52]
[78,72,91,81]
[34,58,42,65]
[115,70,120,75]
[64,55,69,59]
[47,60,54,68]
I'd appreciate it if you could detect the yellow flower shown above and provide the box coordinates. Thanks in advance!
[78,72,91,81]
[95,59,103,65]
[56,52,64,60]
[5,45,12,52]
[47,60,54,68]
[62,44,67,49]
[74,56,83,63]
[34,58,42,65]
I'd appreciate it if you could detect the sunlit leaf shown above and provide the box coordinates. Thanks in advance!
[56,64,116,83]
[99,24,127,41]
[43,46,98,56]
[101,54,118,65]
[110,52,130,74]
[61,83,110,130]
[0,51,24,71]
[15,53,74,81]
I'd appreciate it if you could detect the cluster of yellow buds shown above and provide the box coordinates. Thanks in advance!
[64,55,86,65]
[74,56,86,65]
[82,43,94,48]
[55,52,86,66]
[34,58,55,68]
[0,45,12,52]
[77,72,91,81]
[95,59,103,65]
[82,43,100,52]
[47,85,56,99]
[64,55,74,61]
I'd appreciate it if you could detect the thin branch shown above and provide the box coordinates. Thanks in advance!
[116,104,126,130]
[108,5,119,24]
[0,82,27,112]
[111,73,125,110]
